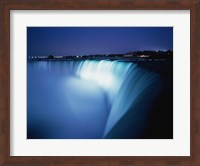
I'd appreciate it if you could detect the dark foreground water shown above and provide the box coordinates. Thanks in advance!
[27,60,173,139]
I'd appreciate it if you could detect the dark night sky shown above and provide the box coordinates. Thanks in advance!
[27,27,173,57]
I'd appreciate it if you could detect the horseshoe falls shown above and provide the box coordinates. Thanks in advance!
[27,60,164,139]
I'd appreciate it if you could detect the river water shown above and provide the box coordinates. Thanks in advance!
[27,60,172,139]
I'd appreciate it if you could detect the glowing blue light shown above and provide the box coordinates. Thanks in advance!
[78,60,114,89]
[77,60,132,92]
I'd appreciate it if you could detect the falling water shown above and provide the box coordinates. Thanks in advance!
[27,60,161,139]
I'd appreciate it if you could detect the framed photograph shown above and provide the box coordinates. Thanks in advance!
[0,0,199,165]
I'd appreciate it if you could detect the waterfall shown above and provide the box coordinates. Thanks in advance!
[28,60,161,138]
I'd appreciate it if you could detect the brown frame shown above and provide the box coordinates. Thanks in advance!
[0,0,200,165]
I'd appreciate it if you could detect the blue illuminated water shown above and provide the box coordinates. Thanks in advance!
[27,60,163,139]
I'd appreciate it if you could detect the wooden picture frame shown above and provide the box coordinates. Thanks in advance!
[0,0,199,165]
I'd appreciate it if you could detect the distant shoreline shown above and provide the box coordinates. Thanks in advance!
[28,50,173,62]
[28,57,171,62]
